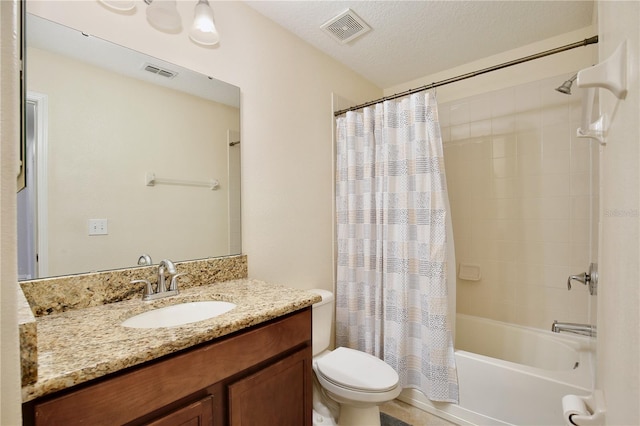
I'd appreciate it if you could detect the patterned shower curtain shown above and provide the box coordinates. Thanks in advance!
[335,91,458,403]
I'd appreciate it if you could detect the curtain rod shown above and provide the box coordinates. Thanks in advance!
[334,35,599,117]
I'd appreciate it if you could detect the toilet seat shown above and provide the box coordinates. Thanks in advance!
[314,347,399,393]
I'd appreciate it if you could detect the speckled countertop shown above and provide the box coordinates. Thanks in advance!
[21,278,321,403]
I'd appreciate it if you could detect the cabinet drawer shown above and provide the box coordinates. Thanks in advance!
[147,396,214,426]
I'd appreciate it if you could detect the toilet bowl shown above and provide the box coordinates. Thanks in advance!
[309,289,401,426]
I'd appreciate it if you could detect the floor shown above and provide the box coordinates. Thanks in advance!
[380,399,458,426]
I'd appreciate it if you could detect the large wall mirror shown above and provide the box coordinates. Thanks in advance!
[18,14,241,280]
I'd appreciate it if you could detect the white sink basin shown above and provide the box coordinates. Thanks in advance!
[122,301,236,328]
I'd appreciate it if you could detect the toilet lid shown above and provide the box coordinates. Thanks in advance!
[315,347,399,392]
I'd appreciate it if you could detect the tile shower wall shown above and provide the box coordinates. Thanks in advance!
[440,73,599,330]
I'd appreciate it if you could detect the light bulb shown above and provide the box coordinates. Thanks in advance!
[146,0,182,33]
[98,0,136,12]
[189,0,220,46]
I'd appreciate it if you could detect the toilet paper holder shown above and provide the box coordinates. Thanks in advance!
[563,391,606,426]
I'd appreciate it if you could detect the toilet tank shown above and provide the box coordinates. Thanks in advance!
[308,289,334,356]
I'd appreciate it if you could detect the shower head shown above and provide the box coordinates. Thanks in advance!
[555,74,577,95]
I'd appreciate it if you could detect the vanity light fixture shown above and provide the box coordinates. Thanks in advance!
[96,0,220,46]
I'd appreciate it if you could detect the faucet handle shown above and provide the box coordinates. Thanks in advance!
[131,279,154,298]
[567,263,598,295]
[169,273,186,292]
[567,272,588,290]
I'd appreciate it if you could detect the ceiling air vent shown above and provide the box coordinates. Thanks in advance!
[143,63,178,79]
[321,9,371,44]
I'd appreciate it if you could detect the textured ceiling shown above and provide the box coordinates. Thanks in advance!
[244,1,595,88]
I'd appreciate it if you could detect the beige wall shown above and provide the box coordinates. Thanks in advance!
[28,47,238,276]
[26,0,382,288]
[596,1,639,423]
[441,73,599,330]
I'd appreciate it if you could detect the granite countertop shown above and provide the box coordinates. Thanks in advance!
[21,279,321,403]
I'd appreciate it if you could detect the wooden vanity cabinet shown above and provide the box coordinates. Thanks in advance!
[23,308,313,426]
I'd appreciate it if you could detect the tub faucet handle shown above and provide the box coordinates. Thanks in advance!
[567,272,588,290]
[567,263,598,295]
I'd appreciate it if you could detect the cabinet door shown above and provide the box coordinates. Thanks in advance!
[228,349,311,426]
[146,396,214,426]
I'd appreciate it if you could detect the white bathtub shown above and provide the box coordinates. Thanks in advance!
[399,314,595,425]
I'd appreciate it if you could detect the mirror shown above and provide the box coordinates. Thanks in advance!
[18,14,241,280]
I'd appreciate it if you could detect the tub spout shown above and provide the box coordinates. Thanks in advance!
[552,320,597,337]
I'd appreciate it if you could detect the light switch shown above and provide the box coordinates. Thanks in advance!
[88,219,108,235]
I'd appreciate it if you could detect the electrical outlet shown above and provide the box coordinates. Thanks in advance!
[88,219,108,236]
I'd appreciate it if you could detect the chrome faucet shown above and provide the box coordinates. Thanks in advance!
[552,320,597,337]
[131,258,184,301]
[157,259,177,293]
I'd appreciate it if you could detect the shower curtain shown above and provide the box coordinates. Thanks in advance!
[335,91,458,403]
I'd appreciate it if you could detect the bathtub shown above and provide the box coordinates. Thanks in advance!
[399,314,595,425]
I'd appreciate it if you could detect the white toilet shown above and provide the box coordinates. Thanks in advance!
[309,289,402,426]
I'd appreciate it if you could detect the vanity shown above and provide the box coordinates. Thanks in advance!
[18,10,320,425]
[19,257,321,425]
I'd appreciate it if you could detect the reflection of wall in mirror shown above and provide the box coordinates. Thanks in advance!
[27,47,240,277]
